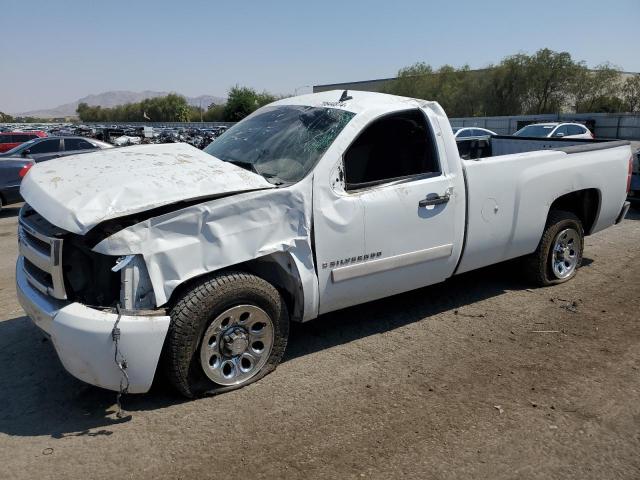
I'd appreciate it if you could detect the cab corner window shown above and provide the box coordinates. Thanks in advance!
[343,109,440,190]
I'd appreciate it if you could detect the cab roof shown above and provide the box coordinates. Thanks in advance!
[272,90,444,117]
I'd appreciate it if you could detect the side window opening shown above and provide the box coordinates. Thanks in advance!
[343,109,440,190]
[65,138,96,150]
[553,125,569,137]
[14,134,34,142]
[29,139,59,154]
[567,124,586,135]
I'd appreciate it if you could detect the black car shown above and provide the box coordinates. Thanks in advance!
[0,136,112,162]
[0,136,112,210]
[0,157,32,210]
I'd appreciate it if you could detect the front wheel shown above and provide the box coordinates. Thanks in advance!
[525,210,584,286]
[163,272,289,398]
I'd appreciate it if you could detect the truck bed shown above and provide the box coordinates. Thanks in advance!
[454,136,631,275]
[457,135,630,160]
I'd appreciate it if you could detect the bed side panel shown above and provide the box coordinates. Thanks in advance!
[457,146,629,274]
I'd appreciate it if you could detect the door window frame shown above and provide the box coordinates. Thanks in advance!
[341,108,443,193]
[63,138,97,151]
[28,138,61,154]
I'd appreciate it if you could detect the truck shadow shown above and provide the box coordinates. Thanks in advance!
[0,314,184,438]
[286,260,532,362]
[0,257,590,438]
[624,206,640,220]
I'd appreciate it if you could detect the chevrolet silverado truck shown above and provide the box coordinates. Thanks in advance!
[16,91,633,397]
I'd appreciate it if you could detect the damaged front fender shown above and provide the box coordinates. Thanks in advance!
[93,177,319,320]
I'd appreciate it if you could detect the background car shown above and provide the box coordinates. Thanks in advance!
[452,127,497,138]
[0,158,32,211]
[629,147,640,210]
[0,131,47,153]
[513,122,593,139]
[0,137,113,210]
[0,136,112,162]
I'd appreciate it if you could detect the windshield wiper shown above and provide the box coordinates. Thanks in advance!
[227,160,285,185]
[227,160,260,175]
[261,172,285,186]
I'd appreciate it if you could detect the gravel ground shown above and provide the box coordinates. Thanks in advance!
[0,204,638,480]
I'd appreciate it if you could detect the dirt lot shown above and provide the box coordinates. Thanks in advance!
[0,204,638,480]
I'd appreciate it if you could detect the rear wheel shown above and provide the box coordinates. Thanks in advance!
[525,210,584,286]
[164,271,289,398]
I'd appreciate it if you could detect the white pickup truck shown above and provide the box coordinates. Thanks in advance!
[16,91,633,397]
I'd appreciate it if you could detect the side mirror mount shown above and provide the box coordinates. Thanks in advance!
[554,132,565,138]
[21,149,30,157]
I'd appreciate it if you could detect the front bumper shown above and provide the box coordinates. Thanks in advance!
[16,257,170,393]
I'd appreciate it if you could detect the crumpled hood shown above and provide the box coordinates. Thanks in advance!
[20,142,274,235]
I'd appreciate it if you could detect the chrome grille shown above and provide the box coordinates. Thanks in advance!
[18,207,67,299]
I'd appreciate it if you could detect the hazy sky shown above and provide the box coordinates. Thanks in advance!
[2,0,639,113]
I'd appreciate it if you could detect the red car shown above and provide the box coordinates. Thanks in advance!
[0,131,47,153]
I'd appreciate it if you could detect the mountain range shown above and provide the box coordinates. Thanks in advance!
[16,91,226,118]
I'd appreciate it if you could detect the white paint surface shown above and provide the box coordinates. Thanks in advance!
[20,142,274,235]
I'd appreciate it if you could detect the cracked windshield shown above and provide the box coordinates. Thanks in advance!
[204,105,355,184]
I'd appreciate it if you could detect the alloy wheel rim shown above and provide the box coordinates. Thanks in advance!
[551,228,579,279]
[199,304,274,386]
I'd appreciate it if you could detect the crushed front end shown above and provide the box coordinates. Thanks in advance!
[15,204,170,393]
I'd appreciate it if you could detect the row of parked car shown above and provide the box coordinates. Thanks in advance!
[0,134,113,209]
[452,122,594,139]
[0,123,231,210]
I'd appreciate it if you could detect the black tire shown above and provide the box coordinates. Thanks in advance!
[524,210,584,286]
[163,271,289,398]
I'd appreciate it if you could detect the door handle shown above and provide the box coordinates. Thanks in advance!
[419,193,450,207]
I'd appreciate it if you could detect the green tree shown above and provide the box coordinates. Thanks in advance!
[76,94,192,122]
[0,111,14,122]
[571,63,624,113]
[223,86,276,122]
[520,49,579,114]
[383,62,434,98]
[482,54,531,115]
[203,104,225,121]
[384,63,487,116]
[383,48,631,116]
[622,75,640,112]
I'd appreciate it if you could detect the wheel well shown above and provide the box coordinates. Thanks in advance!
[236,254,303,322]
[548,188,600,235]
[166,253,304,322]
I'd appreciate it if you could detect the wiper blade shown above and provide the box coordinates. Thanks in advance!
[228,160,260,175]
[228,160,284,185]
[261,172,285,186]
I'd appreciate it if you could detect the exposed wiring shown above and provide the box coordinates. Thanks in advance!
[112,304,130,419]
